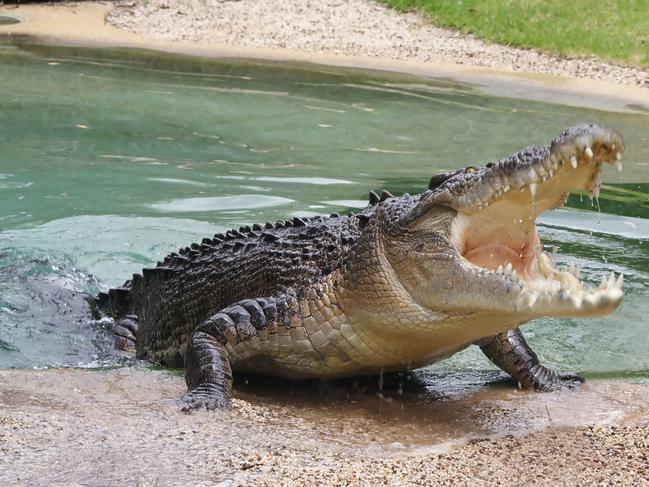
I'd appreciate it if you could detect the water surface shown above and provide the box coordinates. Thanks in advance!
[0,41,647,383]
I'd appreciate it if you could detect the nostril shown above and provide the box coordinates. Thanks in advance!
[428,172,453,190]
[428,168,464,191]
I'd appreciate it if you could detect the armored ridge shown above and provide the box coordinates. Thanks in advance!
[98,123,625,410]
[101,212,359,363]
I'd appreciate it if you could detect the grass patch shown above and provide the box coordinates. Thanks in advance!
[380,0,649,67]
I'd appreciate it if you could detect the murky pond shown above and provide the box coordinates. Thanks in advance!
[0,40,648,388]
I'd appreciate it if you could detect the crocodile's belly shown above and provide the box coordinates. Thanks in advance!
[226,311,462,379]
[225,309,360,378]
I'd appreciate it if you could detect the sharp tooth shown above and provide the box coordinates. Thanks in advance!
[568,265,580,279]
[615,152,622,161]
[607,271,616,289]
[505,262,513,275]
[511,269,518,281]
[512,173,526,190]
[571,294,584,309]
[600,275,608,289]
[534,165,547,179]
[527,291,538,307]
[616,273,624,288]
[584,293,597,306]
[496,264,503,274]
[539,252,555,277]
[614,160,622,172]
[560,278,570,292]
[570,155,578,169]
[529,182,537,199]
[542,158,553,172]
[585,146,593,158]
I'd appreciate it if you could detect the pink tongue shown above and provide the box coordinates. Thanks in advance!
[464,243,526,273]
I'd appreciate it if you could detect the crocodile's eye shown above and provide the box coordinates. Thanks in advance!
[464,166,477,174]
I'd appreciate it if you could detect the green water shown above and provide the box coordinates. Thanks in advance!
[0,41,647,381]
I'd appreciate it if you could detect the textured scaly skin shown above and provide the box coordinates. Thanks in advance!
[102,211,447,377]
[97,124,623,409]
[100,202,574,409]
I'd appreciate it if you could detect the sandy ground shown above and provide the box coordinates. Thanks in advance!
[1,368,648,486]
[107,0,649,88]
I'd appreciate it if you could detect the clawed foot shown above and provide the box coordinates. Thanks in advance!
[179,385,231,411]
[525,366,585,391]
[113,315,138,353]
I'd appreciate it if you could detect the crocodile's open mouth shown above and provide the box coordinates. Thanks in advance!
[450,124,624,316]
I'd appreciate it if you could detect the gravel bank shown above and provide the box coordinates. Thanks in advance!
[107,0,649,88]
[1,368,648,486]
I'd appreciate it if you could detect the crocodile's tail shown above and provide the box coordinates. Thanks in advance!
[98,265,182,357]
[96,284,132,319]
[96,264,171,322]
[94,283,139,354]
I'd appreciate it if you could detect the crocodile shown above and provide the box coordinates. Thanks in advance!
[98,123,625,410]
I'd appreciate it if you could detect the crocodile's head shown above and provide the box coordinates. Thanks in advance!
[374,124,624,326]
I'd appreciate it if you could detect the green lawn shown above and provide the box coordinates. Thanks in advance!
[380,0,649,67]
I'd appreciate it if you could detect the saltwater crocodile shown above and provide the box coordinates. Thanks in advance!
[98,123,625,410]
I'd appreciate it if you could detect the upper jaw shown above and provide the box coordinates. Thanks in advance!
[441,123,624,212]
[405,124,624,225]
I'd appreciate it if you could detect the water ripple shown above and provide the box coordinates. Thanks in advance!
[256,176,356,185]
[539,209,649,240]
[322,199,368,209]
[147,177,211,187]
[149,195,294,212]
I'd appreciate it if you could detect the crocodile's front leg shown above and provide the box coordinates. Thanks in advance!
[181,296,279,411]
[477,328,584,391]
